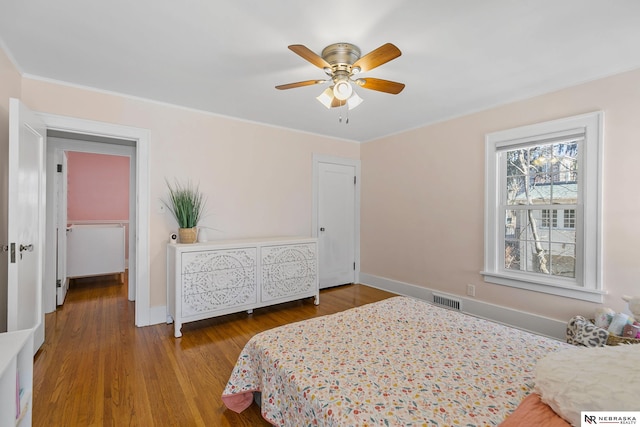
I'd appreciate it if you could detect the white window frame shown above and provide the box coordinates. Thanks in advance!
[482,112,604,303]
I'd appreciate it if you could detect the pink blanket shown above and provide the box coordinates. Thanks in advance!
[499,393,570,426]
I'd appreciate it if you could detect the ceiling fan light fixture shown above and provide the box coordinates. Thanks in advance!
[347,92,363,110]
[316,86,334,109]
[277,42,404,113]
[333,80,353,100]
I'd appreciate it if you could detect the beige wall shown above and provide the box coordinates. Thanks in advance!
[19,77,360,307]
[5,39,640,324]
[0,47,23,331]
[361,68,640,321]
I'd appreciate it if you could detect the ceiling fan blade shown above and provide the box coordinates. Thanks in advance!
[356,78,405,94]
[275,79,326,90]
[288,44,331,69]
[352,43,402,73]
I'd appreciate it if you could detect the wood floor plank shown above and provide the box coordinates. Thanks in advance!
[33,274,395,426]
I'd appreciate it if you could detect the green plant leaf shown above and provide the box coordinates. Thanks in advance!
[163,178,206,229]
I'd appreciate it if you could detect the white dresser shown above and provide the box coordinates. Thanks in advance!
[167,236,319,337]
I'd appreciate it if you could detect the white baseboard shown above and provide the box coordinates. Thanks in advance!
[145,277,568,339]
[359,273,567,340]
[149,305,168,326]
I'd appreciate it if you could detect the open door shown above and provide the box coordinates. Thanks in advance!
[7,98,46,353]
[55,150,69,305]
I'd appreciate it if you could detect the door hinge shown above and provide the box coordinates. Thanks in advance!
[57,164,63,173]
[56,279,62,288]
[354,176,356,185]
[353,262,356,270]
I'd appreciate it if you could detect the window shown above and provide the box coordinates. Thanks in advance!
[564,209,576,229]
[483,112,603,302]
[541,209,557,228]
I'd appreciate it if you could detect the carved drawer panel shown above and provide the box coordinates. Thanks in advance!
[182,266,256,296]
[261,244,316,264]
[182,285,256,316]
[180,248,257,315]
[182,248,256,275]
[261,244,317,301]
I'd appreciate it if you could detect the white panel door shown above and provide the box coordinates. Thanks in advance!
[8,98,46,353]
[56,150,68,305]
[318,162,356,288]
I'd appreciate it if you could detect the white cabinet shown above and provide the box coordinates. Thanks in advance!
[167,237,319,337]
[0,329,34,427]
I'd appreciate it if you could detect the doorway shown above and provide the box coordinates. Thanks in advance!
[47,134,135,307]
[39,112,152,327]
[312,155,361,289]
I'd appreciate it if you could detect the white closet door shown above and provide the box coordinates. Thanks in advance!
[318,162,356,288]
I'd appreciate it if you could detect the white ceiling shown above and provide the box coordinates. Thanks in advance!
[2,1,640,143]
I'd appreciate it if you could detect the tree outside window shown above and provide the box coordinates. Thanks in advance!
[503,141,578,278]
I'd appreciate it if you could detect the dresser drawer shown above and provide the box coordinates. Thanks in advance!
[262,271,316,301]
[261,243,316,265]
[182,286,257,316]
[182,247,256,274]
[182,268,256,296]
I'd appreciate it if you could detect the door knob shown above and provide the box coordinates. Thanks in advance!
[19,244,34,252]
[320,227,325,232]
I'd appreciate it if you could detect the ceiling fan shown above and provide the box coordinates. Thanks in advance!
[276,42,405,111]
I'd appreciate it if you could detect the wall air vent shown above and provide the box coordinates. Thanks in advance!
[432,292,462,311]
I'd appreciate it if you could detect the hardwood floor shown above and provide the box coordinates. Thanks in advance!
[33,274,396,426]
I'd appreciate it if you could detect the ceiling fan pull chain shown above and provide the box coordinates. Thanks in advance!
[337,104,350,124]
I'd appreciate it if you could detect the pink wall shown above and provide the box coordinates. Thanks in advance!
[66,152,129,221]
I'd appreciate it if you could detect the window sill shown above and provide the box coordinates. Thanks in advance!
[481,271,605,303]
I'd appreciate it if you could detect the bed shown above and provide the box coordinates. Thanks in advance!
[222,296,573,426]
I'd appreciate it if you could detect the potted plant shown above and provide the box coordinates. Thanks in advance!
[163,179,206,243]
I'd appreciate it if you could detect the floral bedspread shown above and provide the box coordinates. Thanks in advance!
[222,296,569,426]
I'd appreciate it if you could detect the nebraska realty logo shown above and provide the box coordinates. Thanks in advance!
[582,412,639,426]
